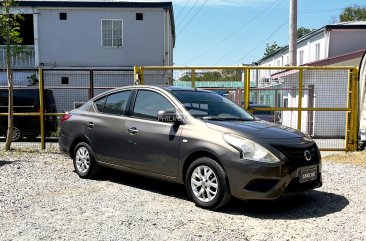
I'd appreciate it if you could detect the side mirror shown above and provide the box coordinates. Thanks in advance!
[157,109,182,123]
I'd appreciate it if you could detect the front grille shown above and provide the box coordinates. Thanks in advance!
[273,143,320,166]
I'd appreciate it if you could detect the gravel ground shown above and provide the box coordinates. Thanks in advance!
[0,150,366,241]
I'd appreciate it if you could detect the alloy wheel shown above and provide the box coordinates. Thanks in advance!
[75,146,90,173]
[190,165,218,202]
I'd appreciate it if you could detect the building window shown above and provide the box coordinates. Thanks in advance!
[101,19,123,47]
[61,77,69,85]
[276,60,280,66]
[60,13,67,20]
[299,50,304,65]
[136,13,143,21]
[315,43,321,61]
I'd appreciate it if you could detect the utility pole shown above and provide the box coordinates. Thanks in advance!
[289,0,297,66]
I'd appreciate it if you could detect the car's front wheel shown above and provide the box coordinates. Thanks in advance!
[73,142,99,179]
[186,157,231,209]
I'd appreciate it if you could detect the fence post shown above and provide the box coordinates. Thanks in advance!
[89,70,94,99]
[351,67,359,151]
[139,67,144,85]
[191,69,196,88]
[133,66,139,85]
[39,67,45,149]
[297,69,303,131]
[244,67,250,110]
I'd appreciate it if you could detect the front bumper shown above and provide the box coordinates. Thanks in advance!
[225,156,322,200]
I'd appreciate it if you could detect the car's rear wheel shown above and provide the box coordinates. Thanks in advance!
[7,127,21,141]
[186,157,231,209]
[73,142,99,179]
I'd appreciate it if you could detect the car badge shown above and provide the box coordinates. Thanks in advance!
[304,150,311,161]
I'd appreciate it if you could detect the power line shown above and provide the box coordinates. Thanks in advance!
[175,0,192,21]
[232,20,289,65]
[299,5,366,14]
[176,0,201,29]
[183,0,283,65]
[177,0,209,36]
[213,0,285,65]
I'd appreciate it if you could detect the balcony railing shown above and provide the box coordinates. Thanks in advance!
[0,45,35,68]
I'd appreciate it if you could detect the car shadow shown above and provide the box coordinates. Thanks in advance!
[220,190,349,219]
[92,168,348,218]
[96,168,190,201]
[0,160,23,167]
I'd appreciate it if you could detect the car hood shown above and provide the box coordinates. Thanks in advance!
[205,120,305,140]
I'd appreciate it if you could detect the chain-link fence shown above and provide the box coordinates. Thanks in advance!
[0,68,134,149]
[0,66,358,151]
[136,66,358,151]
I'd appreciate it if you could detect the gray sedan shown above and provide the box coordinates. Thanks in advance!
[59,86,322,209]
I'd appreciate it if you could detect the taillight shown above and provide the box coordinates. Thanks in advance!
[61,114,72,124]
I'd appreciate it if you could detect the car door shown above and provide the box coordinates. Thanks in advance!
[122,89,182,177]
[85,90,131,165]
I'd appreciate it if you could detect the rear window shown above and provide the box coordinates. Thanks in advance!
[94,91,131,116]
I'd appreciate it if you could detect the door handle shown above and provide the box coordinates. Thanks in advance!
[127,127,138,134]
[86,122,94,128]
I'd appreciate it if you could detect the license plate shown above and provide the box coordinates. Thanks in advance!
[299,167,317,183]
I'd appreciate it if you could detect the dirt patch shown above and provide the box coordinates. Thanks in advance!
[323,151,366,168]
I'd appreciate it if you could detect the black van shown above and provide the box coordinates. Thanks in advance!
[0,88,58,141]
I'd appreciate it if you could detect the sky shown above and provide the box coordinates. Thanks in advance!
[139,0,365,66]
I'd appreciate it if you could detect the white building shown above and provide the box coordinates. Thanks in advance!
[1,0,175,69]
[0,1,176,111]
[257,21,366,69]
[254,22,366,139]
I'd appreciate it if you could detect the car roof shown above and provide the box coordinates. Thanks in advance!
[162,86,212,93]
[90,85,213,102]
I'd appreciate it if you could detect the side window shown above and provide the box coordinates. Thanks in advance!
[104,91,130,115]
[133,90,174,120]
[95,96,107,113]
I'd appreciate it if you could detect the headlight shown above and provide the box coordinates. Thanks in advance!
[223,134,280,163]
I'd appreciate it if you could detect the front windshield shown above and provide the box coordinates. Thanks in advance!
[171,90,254,121]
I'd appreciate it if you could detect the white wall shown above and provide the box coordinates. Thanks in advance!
[37,8,171,67]
[328,29,366,57]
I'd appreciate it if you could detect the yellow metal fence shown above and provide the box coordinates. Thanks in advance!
[134,66,359,151]
[0,66,359,151]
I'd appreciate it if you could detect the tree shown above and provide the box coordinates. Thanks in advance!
[263,42,282,57]
[297,27,315,39]
[0,0,24,150]
[339,5,366,22]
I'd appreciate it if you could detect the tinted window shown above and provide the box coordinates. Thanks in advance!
[133,90,174,120]
[0,89,38,107]
[104,91,130,115]
[95,96,107,112]
[171,90,254,120]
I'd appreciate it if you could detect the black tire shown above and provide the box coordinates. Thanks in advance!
[186,157,231,210]
[73,142,100,179]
